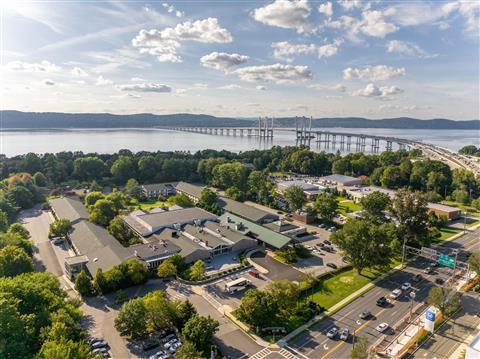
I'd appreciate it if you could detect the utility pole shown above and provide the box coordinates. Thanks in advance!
[409,291,416,323]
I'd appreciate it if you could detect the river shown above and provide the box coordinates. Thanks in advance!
[1,127,476,156]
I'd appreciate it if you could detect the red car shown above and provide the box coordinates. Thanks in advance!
[249,269,260,278]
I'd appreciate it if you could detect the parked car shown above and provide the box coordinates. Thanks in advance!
[91,341,108,350]
[326,327,339,339]
[376,297,387,306]
[324,240,332,245]
[92,348,108,355]
[339,328,349,341]
[164,338,179,349]
[359,311,371,320]
[435,277,445,285]
[312,249,321,255]
[249,269,260,278]
[88,337,103,345]
[375,323,389,333]
[412,274,422,282]
[424,266,434,274]
[390,289,402,299]
[304,245,314,251]
[52,238,64,245]
[329,227,337,232]
[326,263,338,269]
[318,224,326,228]
[401,282,412,291]
[142,340,159,351]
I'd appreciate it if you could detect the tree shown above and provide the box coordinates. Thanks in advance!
[175,341,203,359]
[182,315,219,354]
[0,245,34,277]
[90,180,102,192]
[89,199,116,226]
[93,268,109,294]
[459,145,478,155]
[284,185,307,212]
[157,259,177,279]
[225,186,244,201]
[84,191,104,207]
[38,339,96,359]
[314,193,339,221]
[73,156,105,181]
[114,298,148,339]
[211,162,249,191]
[143,290,177,331]
[175,299,197,330]
[236,289,278,329]
[48,218,72,238]
[7,223,30,239]
[0,211,8,233]
[350,335,370,359]
[106,191,127,212]
[380,166,403,189]
[32,172,48,187]
[276,247,297,264]
[111,155,136,184]
[331,219,395,274]
[169,193,194,207]
[74,270,93,296]
[7,185,34,209]
[126,258,149,285]
[468,251,480,275]
[124,178,143,200]
[108,216,137,246]
[189,260,206,281]
[360,191,391,222]
[196,188,219,212]
[0,296,31,359]
[390,190,430,248]
[427,286,461,316]
[137,155,157,181]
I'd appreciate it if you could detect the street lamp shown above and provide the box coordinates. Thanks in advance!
[463,211,468,233]
[409,291,416,323]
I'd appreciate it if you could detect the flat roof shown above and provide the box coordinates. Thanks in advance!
[219,213,292,249]
[138,207,216,229]
[204,221,247,243]
[49,196,89,223]
[175,181,205,199]
[277,180,319,191]
[154,228,209,257]
[427,202,462,213]
[183,224,229,248]
[142,183,175,191]
[264,220,299,233]
[129,240,180,261]
[321,174,361,184]
[218,197,278,223]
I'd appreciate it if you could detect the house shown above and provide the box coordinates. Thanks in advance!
[123,207,218,236]
[141,183,175,198]
[347,186,397,202]
[175,181,206,201]
[427,203,461,220]
[50,196,89,224]
[276,180,328,200]
[218,197,279,224]
[320,174,362,187]
[219,213,292,249]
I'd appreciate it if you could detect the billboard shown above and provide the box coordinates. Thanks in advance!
[424,306,437,332]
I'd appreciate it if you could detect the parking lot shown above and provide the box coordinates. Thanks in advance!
[205,251,243,275]
[296,237,346,276]
[250,251,304,282]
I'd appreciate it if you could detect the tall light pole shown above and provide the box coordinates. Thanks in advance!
[409,291,416,323]
[464,211,468,233]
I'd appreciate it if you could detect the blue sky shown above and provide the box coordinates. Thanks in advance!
[1,0,479,119]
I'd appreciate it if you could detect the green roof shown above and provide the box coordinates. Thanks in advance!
[219,213,292,249]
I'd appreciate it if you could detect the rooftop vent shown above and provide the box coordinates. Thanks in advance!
[93,258,98,262]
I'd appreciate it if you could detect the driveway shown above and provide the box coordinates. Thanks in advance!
[250,251,304,282]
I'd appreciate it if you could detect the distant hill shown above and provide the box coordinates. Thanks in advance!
[1,111,478,130]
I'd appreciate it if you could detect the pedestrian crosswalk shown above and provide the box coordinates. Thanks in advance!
[249,348,272,359]
[249,347,302,359]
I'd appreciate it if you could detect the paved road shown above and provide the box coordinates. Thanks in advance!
[409,293,480,359]
[288,227,480,359]
[250,251,304,282]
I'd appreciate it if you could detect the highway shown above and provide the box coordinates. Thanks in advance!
[288,228,480,359]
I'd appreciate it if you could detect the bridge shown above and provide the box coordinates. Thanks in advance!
[164,117,479,175]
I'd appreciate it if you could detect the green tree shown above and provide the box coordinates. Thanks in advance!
[38,339,96,359]
[127,258,149,285]
[390,190,430,248]
[108,216,137,246]
[175,299,197,330]
[197,157,227,183]
[182,315,219,354]
[459,145,478,155]
[236,289,277,329]
[22,152,42,174]
[111,155,137,184]
[175,341,203,359]
[189,260,206,281]
[93,268,109,294]
[73,156,105,181]
[7,185,34,209]
[0,245,34,277]
[6,223,30,239]
[453,189,469,204]
[143,290,177,331]
[360,191,391,222]
[350,335,370,359]
[314,192,339,221]
[114,298,148,339]
[0,232,33,256]
[468,251,480,275]
[89,199,116,226]
[225,186,244,201]
[32,172,48,187]
[106,191,127,211]
[196,188,219,211]
[247,170,270,202]
[284,185,307,212]
[157,259,177,279]
[84,191,104,207]
[380,166,403,189]
[124,178,143,200]
[0,211,8,233]
[169,193,194,207]
[48,218,72,238]
[90,180,101,192]
[211,162,249,191]
[331,219,395,274]
[0,296,30,359]
[427,286,461,316]
[74,270,93,296]
[137,155,157,181]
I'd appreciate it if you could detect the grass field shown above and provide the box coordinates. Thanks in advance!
[130,199,166,211]
[437,226,463,241]
[338,200,362,216]
[442,201,480,218]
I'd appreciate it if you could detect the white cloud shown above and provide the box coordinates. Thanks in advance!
[5,60,61,72]
[217,84,243,90]
[343,65,406,81]
[233,63,313,84]
[360,10,398,38]
[95,76,114,86]
[252,0,312,34]
[334,84,346,92]
[353,83,403,98]
[200,52,249,73]
[386,40,437,58]
[338,0,364,11]
[318,2,333,17]
[116,83,172,93]
[71,67,88,77]
[271,41,316,62]
[256,85,267,91]
[42,79,55,86]
[443,1,480,32]
[318,43,339,58]
[162,2,184,17]
[247,103,261,107]
[287,104,309,111]
[132,18,232,62]
[131,77,146,82]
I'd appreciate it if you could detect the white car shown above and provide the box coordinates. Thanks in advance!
[304,245,314,251]
[375,323,389,333]
[401,282,412,291]
[164,338,178,349]
[389,288,402,299]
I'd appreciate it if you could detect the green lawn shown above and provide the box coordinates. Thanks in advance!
[133,199,166,211]
[338,200,362,216]
[437,226,463,241]
[442,201,480,218]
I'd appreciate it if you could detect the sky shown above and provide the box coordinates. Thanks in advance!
[1,0,479,120]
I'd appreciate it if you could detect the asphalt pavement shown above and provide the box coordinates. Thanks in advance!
[250,251,304,282]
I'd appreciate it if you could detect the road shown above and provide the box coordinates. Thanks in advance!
[288,227,480,359]
[409,293,480,359]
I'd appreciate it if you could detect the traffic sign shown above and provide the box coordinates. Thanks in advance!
[421,247,437,260]
[438,253,456,268]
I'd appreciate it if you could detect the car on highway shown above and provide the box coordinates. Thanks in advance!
[375,323,389,333]
[389,288,402,299]
[326,263,338,269]
[401,282,412,291]
[360,311,372,320]
[376,296,387,306]
[412,274,422,282]
[339,328,349,341]
[424,266,434,274]
[326,327,339,339]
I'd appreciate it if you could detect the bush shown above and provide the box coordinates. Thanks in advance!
[276,247,297,264]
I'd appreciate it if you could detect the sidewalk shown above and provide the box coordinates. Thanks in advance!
[450,319,480,359]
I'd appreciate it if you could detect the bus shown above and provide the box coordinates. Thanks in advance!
[224,277,251,294]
